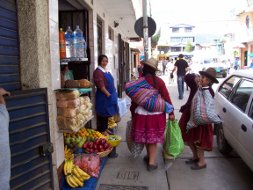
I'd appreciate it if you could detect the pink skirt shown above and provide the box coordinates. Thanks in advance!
[132,113,166,144]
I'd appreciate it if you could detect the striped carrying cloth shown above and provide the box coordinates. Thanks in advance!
[125,77,173,113]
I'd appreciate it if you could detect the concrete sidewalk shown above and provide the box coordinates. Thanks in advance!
[95,76,253,190]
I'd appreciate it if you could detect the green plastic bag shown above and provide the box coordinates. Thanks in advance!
[163,119,184,159]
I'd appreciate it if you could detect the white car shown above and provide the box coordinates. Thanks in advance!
[190,59,229,77]
[214,69,253,171]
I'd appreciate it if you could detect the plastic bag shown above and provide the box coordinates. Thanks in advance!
[126,120,144,158]
[163,120,184,159]
[74,154,100,178]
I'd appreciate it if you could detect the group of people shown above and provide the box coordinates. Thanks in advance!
[93,54,219,171]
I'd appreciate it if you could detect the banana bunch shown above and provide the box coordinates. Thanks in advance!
[73,165,90,181]
[66,175,83,188]
[64,160,73,175]
[64,160,90,188]
[64,146,74,161]
[108,117,117,129]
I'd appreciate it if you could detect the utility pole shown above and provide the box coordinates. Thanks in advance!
[143,0,149,61]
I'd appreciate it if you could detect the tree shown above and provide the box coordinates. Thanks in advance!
[185,41,193,52]
[151,28,161,48]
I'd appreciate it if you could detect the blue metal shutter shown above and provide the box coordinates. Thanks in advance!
[6,88,54,189]
[0,0,21,91]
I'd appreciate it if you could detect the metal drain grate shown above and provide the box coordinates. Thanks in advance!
[98,184,149,190]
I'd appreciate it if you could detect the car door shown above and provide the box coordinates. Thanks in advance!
[235,79,253,171]
[215,76,241,148]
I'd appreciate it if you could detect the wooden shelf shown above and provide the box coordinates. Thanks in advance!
[60,58,88,64]
[55,88,92,95]
[58,115,94,133]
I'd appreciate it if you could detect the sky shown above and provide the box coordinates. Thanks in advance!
[149,0,245,34]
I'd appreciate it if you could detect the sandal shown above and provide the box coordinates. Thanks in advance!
[185,158,199,164]
[191,163,207,170]
[147,164,158,171]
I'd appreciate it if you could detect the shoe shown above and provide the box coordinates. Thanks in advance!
[147,164,158,171]
[143,155,149,165]
[191,163,207,170]
[185,158,199,164]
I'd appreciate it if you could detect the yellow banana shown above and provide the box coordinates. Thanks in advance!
[66,175,78,188]
[64,161,68,175]
[72,166,82,179]
[67,160,73,174]
[71,174,84,187]
[76,166,90,180]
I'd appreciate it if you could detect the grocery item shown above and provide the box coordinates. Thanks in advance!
[65,26,73,58]
[73,25,86,58]
[59,28,66,59]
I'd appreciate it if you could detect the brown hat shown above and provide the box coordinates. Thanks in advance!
[144,58,158,71]
[199,67,219,83]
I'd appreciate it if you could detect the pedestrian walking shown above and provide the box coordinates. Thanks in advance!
[130,58,175,171]
[171,54,189,99]
[93,54,119,158]
[0,87,11,190]
[178,68,219,170]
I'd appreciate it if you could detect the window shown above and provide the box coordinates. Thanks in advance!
[249,99,253,119]
[172,28,179,33]
[185,27,192,32]
[230,80,253,112]
[219,76,240,98]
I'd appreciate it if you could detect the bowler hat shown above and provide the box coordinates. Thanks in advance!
[199,67,219,83]
[144,58,158,71]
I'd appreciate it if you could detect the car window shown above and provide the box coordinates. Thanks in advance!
[219,76,240,98]
[249,99,253,120]
[230,80,253,112]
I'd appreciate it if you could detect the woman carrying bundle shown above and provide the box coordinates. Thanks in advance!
[130,58,175,171]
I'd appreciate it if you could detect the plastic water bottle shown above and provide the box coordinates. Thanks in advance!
[73,25,84,58]
[65,26,73,58]
[82,37,87,58]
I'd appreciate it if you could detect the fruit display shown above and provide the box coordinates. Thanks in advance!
[64,159,90,188]
[64,133,87,153]
[82,138,112,154]
[78,128,106,139]
[64,146,74,161]
[107,134,122,147]
[108,117,117,129]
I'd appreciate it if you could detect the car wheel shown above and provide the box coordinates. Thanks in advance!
[216,124,232,155]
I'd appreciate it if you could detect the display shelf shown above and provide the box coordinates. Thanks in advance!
[55,88,92,95]
[58,115,94,133]
[61,58,88,64]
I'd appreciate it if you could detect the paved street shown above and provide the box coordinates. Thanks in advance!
[95,74,253,190]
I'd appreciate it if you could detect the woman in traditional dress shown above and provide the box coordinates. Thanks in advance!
[179,68,219,170]
[130,58,175,171]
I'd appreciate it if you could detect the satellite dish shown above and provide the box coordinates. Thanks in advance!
[134,17,156,38]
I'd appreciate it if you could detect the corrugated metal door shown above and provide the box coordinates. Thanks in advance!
[6,89,54,190]
[1,1,55,189]
[0,0,21,91]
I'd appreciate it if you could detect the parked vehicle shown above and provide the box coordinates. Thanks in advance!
[190,58,229,77]
[214,69,253,171]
